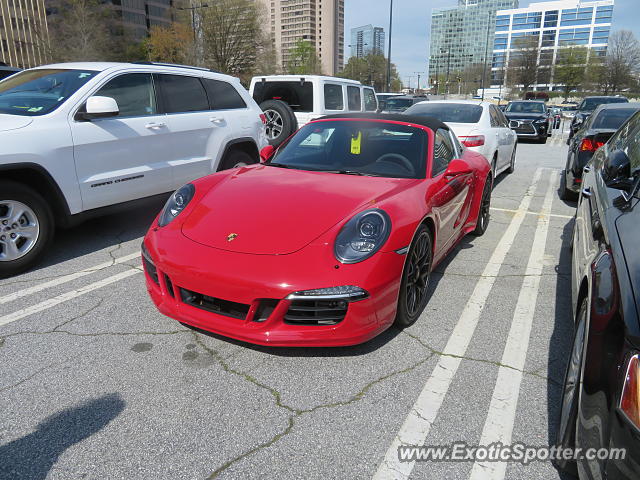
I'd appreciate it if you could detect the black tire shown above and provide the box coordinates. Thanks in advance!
[560,170,577,201]
[554,299,587,476]
[0,180,54,278]
[507,144,516,174]
[538,135,548,144]
[472,178,492,236]
[260,100,297,147]
[218,148,257,171]
[394,225,433,328]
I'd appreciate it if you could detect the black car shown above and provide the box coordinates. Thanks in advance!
[382,95,428,113]
[503,100,551,143]
[0,64,20,81]
[561,103,640,200]
[556,110,640,479]
[569,96,629,140]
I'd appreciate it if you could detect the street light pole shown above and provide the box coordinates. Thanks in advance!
[177,2,209,66]
[386,0,394,92]
[481,11,492,101]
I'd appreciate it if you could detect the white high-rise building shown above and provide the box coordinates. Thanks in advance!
[491,0,614,91]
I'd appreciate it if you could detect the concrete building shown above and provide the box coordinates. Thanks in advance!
[0,0,49,68]
[106,0,174,39]
[429,0,519,83]
[350,24,384,58]
[258,0,345,75]
[491,0,614,91]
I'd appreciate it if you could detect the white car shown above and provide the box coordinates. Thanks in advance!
[249,75,378,146]
[404,100,518,177]
[0,62,268,277]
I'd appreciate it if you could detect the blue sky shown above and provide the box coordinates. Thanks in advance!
[344,0,640,88]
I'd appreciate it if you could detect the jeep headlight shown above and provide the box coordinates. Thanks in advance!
[334,209,391,264]
[158,183,195,227]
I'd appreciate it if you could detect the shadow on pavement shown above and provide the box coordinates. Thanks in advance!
[547,219,578,479]
[0,393,125,480]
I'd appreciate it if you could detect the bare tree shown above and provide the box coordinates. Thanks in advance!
[506,36,539,95]
[599,30,640,94]
[200,0,269,79]
[44,0,114,62]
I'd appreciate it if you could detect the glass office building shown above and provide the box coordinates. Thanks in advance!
[350,24,385,58]
[491,0,614,91]
[429,0,519,82]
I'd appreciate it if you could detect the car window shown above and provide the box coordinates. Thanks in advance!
[0,68,98,116]
[433,128,455,177]
[489,106,500,127]
[94,73,157,117]
[405,103,483,123]
[578,97,628,111]
[252,80,314,112]
[347,86,362,111]
[157,74,209,114]
[324,83,344,110]
[505,102,545,114]
[270,120,427,179]
[201,78,246,110]
[364,88,377,112]
[610,112,640,172]
[592,108,639,130]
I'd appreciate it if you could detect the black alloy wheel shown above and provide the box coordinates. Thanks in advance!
[472,179,492,236]
[395,225,433,328]
[554,299,587,476]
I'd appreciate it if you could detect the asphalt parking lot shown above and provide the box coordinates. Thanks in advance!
[0,127,578,480]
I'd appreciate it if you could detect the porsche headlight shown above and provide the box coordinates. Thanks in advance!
[158,183,195,227]
[335,209,391,264]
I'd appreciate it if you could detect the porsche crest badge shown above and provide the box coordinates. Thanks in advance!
[227,233,238,242]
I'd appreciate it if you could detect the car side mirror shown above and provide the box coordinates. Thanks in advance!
[604,149,632,189]
[444,158,472,178]
[260,145,275,163]
[78,96,119,120]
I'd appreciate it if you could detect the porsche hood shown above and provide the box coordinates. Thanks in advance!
[181,165,410,255]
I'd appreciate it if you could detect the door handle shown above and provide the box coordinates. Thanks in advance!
[210,117,225,125]
[145,122,166,130]
[582,187,592,198]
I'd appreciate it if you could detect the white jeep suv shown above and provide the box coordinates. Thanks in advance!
[0,62,267,277]
[249,75,378,146]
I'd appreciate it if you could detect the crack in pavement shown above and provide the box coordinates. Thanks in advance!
[192,332,436,478]
[51,295,105,332]
[402,331,562,387]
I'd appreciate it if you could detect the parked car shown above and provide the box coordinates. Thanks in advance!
[0,62,20,81]
[142,113,492,347]
[550,107,562,129]
[0,62,267,277]
[562,104,578,119]
[569,96,629,139]
[376,93,401,111]
[404,100,517,177]
[556,110,640,479]
[561,103,640,199]
[503,100,551,143]
[381,95,428,113]
[249,75,377,146]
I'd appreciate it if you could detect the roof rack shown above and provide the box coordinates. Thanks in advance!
[131,61,216,73]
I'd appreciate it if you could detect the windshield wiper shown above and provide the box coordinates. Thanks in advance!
[266,162,296,169]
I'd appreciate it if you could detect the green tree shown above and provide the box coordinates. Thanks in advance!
[146,23,195,65]
[599,30,640,94]
[341,54,402,92]
[506,35,539,95]
[554,47,588,100]
[286,40,322,75]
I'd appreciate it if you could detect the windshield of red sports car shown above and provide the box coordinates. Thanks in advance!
[268,120,427,179]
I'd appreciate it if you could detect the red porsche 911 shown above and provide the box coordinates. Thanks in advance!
[142,113,492,347]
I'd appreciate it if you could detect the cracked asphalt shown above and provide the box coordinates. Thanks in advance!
[0,134,578,480]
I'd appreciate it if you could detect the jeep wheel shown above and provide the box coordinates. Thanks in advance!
[260,100,297,147]
[0,180,54,278]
